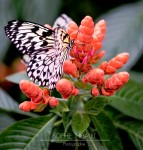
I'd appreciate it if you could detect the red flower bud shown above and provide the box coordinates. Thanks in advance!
[63,60,79,78]
[99,53,129,74]
[19,80,43,102]
[101,88,115,96]
[56,78,79,99]
[102,72,129,96]
[67,21,78,40]
[49,97,59,108]
[42,88,50,104]
[91,88,99,96]
[19,101,32,112]
[82,68,104,85]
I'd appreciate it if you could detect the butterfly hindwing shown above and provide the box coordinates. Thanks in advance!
[27,48,58,87]
[5,20,55,55]
[53,14,72,30]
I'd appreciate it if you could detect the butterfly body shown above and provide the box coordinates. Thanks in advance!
[5,14,72,89]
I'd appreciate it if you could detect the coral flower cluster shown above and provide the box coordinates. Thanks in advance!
[66,16,106,73]
[19,80,59,112]
[19,15,130,112]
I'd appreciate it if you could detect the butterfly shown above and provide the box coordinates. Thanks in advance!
[5,14,73,89]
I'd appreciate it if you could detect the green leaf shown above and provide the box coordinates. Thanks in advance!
[84,96,109,116]
[86,136,108,150]
[51,124,75,143]
[109,80,143,120]
[114,120,143,150]
[50,101,69,115]
[6,71,29,84]
[71,112,90,137]
[97,1,143,70]
[62,112,72,134]
[0,88,38,117]
[0,114,57,150]
[74,81,92,90]
[34,103,47,112]
[91,111,123,150]
[0,113,16,131]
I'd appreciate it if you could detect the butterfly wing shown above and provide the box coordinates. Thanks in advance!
[27,28,71,89]
[5,20,55,55]
[47,27,71,89]
[5,20,71,89]
[27,48,58,87]
[53,14,72,30]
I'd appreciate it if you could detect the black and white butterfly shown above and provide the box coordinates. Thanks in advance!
[5,14,73,89]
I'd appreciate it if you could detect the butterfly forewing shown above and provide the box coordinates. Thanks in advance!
[5,20,55,55]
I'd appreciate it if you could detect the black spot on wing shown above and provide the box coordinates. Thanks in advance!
[41,41,48,47]
[42,30,53,37]
[31,26,39,33]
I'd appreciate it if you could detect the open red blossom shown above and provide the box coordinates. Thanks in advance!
[82,68,104,85]
[99,53,129,74]
[102,72,129,96]
[56,78,79,99]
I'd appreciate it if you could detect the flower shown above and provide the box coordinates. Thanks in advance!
[99,53,129,74]
[82,68,104,85]
[63,60,79,78]
[102,72,129,96]
[19,80,59,112]
[56,78,79,99]
[19,80,43,102]
[49,97,59,108]
[19,101,32,112]
[67,16,106,74]
[91,88,99,96]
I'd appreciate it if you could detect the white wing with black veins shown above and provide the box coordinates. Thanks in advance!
[5,20,55,55]
[5,18,71,89]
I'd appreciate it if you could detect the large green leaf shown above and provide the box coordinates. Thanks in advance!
[114,120,143,150]
[97,1,143,70]
[50,101,69,116]
[84,96,109,116]
[62,111,72,134]
[71,112,90,137]
[6,71,29,84]
[91,112,123,150]
[109,80,143,120]
[86,137,108,150]
[51,124,75,143]
[0,114,57,150]
[0,112,16,131]
[0,88,38,117]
